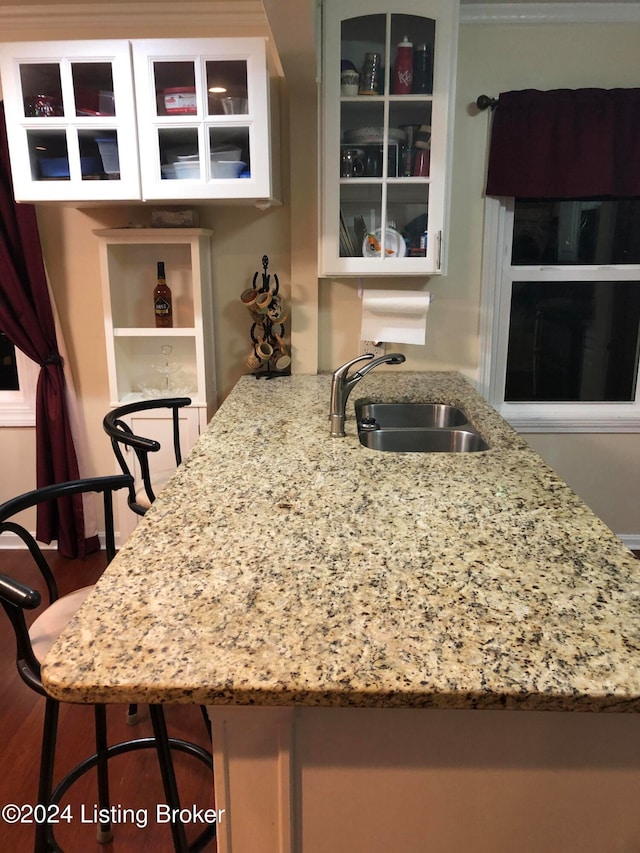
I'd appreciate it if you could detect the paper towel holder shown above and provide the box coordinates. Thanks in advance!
[357,283,434,303]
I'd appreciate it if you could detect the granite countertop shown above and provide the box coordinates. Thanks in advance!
[43,372,640,711]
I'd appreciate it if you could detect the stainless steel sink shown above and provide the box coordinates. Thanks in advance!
[355,402,489,453]
[358,427,489,453]
[356,402,468,429]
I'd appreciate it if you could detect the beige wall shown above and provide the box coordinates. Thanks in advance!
[0,3,638,538]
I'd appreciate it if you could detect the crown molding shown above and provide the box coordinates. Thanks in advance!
[460,3,640,25]
[0,2,269,37]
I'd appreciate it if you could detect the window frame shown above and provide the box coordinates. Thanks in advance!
[478,197,640,433]
[0,346,37,426]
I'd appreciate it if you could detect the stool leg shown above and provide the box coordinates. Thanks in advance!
[149,705,189,853]
[199,705,212,741]
[94,705,114,844]
[35,697,59,853]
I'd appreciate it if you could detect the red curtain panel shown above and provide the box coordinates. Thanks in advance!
[0,102,97,557]
[486,88,640,199]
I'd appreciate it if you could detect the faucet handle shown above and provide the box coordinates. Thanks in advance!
[332,352,374,380]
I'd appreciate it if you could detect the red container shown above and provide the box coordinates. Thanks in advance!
[163,87,197,115]
[392,36,413,95]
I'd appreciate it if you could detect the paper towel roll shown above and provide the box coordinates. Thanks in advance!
[360,289,432,345]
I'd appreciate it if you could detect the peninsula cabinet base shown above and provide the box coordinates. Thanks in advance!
[208,706,640,853]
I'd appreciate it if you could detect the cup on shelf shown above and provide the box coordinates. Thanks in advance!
[221,97,248,115]
[340,148,364,178]
[340,70,360,97]
[358,53,381,96]
[413,148,430,177]
[363,147,383,177]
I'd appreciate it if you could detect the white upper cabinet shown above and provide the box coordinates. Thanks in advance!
[320,0,459,276]
[131,38,275,202]
[0,40,140,202]
[0,37,279,204]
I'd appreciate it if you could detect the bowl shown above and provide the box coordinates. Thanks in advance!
[211,160,246,178]
[210,145,242,161]
[161,161,201,180]
[343,126,406,145]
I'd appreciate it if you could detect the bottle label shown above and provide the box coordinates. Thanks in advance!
[154,297,171,315]
[397,68,412,90]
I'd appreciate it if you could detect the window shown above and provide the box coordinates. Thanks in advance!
[0,334,37,426]
[0,333,19,390]
[479,197,640,432]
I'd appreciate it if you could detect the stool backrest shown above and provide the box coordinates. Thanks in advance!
[0,474,132,695]
[102,398,191,516]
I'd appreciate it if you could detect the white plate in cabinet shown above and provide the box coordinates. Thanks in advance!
[131,37,278,202]
[0,40,140,203]
[320,0,459,276]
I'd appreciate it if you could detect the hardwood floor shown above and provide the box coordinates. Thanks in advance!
[0,549,217,852]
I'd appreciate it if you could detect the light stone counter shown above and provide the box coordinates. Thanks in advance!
[42,372,640,713]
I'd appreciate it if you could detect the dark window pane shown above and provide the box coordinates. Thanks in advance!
[512,199,640,265]
[505,281,640,402]
[0,334,19,391]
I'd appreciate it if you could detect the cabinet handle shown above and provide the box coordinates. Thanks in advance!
[436,231,442,271]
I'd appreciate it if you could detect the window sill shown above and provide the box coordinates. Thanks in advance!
[499,403,640,434]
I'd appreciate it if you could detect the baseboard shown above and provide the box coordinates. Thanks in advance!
[0,530,127,550]
[618,534,640,553]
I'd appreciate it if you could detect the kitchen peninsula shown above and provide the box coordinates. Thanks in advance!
[43,373,640,852]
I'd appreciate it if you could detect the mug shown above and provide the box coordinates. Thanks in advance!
[364,147,382,177]
[255,340,273,361]
[340,70,359,97]
[272,336,291,371]
[340,148,364,178]
[246,340,273,370]
[272,351,291,371]
[255,290,272,313]
[240,288,259,310]
[246,348,263,370]
[267,295,287,323]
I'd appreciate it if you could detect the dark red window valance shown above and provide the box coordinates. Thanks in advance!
[485,88,640,198]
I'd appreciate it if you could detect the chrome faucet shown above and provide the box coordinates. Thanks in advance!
[329,352,406,437]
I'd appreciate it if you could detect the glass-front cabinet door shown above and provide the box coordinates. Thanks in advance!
[131,38,273,202]
[320,0,458,276]
[0,41,140,202]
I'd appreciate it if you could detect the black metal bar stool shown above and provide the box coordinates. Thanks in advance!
[102,397,192,518]
[103,399,211,738]
[0,475,215,852]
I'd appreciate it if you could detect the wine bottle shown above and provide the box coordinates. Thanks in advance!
[153,261,173,328]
